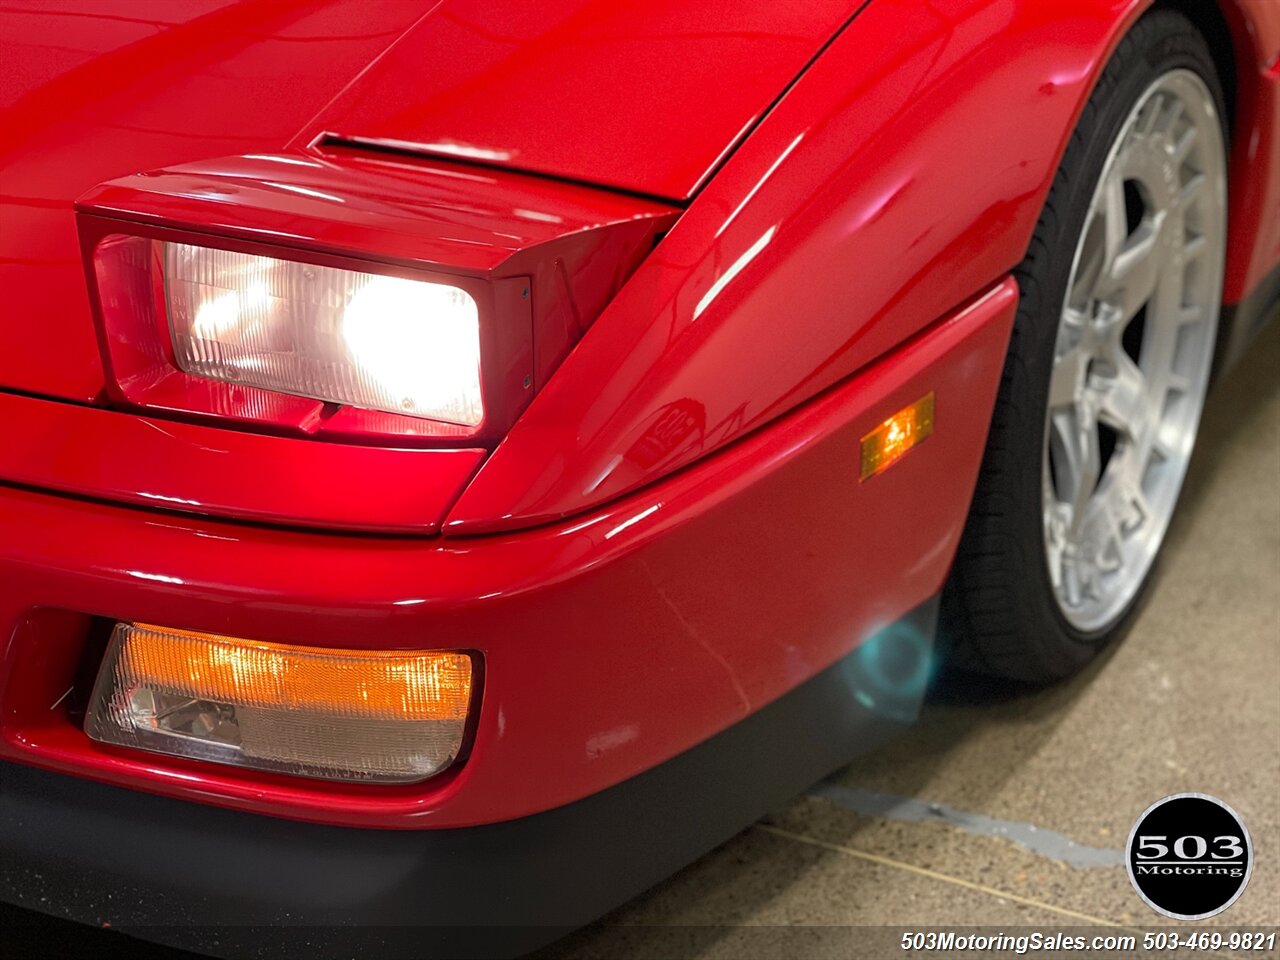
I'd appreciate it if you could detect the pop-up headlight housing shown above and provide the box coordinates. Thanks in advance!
[78,150,678,447]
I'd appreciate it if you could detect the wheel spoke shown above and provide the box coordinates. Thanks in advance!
[1096,353,1151,441]
[1092,505,1124,574]
[1107,214,1164,319]
[1171,126,1197,164]
[1048,343,1089,410]
[1100,172,1129,269]
[1057,406,1102,537]
[1138,93,1163,137]
[1070,223,1107,304]
[1160,98,1184,138]
[1178,172,1205,208]
[1044,502,1070,591]
[1113,474,1151,537]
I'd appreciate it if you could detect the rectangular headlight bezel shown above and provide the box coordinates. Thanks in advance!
[82,215,534,445]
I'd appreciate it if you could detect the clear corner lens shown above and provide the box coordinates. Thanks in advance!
[163,243,483,426]
[84,623,474,784]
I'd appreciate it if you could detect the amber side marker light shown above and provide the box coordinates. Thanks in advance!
[860,392,935,481]
[85,623,474,783]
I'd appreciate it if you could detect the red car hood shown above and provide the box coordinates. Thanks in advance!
[302,0,860,200]
[0,0,856,403]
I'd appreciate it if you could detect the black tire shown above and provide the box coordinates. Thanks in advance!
[939,8,1229,685]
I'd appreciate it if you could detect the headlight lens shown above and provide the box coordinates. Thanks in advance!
[165,243,483,425]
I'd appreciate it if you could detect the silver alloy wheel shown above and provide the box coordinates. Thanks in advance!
[1042,69,1227,633]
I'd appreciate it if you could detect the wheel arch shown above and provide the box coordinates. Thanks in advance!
[1163,0,1239,130]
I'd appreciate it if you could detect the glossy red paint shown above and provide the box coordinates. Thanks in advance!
[0,281,1015,827]
[81,151,677,279]
[444,0,1158,533]
[0,0,1277,831]
[446,0,1280,535]
[0,0,429,403]
[297,1,863,200]
[0,392,483,533]
[1220,0,1280,300]
[0,152,675,531]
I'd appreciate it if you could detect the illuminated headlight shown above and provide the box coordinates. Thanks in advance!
[85,623,475,783]
[164,243,483,425]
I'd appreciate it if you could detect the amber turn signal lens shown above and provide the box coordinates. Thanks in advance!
[860,392,935,481]
[85,623,474,783]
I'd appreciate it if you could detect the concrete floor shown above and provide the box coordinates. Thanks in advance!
[1,321,1275,959]
[538,318,1280,958]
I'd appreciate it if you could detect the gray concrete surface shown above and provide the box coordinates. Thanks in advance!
[540,317,1280,958]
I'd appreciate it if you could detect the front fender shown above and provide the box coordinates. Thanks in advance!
[445,0,1153,534]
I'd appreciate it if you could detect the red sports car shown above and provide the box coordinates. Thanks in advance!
[1,1,1277,956]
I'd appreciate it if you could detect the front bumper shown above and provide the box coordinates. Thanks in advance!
[0,281,1013,952]
[0,280,1014,830]
[1,598,935,958]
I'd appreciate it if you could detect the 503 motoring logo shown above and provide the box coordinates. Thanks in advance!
[1126,793,1254,920]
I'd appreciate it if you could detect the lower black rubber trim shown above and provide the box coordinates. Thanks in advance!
[0,597,938,959]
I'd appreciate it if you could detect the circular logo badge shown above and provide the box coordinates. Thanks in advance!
[1126,793,1252,920]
